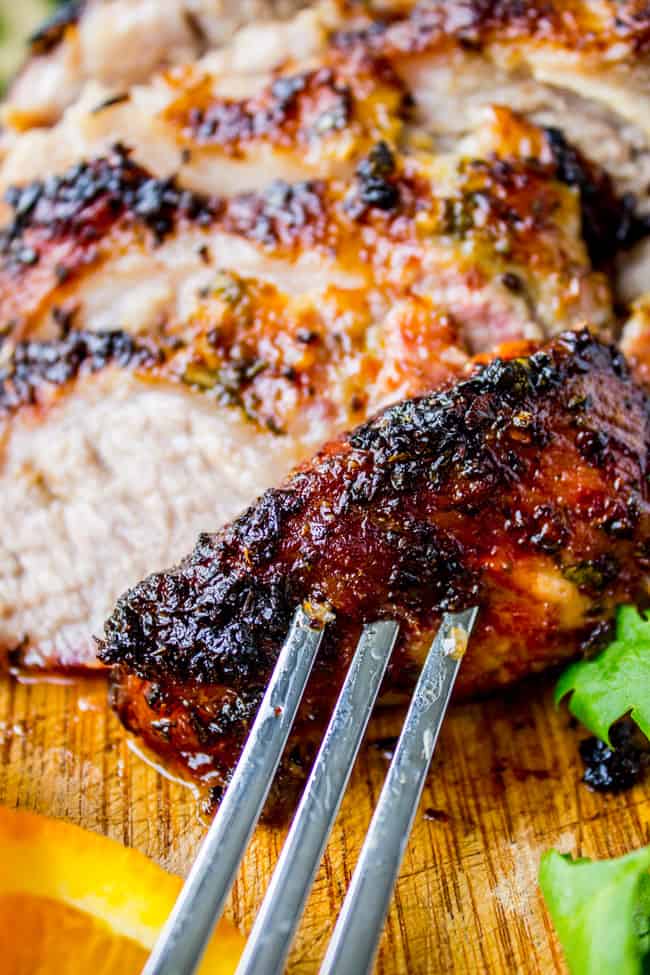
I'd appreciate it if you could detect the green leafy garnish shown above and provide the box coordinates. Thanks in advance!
[555,606,650,745]
[539,847,650,975]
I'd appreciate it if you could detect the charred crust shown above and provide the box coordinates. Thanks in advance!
[167,56,408,154]
[101,489,305,686]
[0,144,216,272]
[0,131,613,312]
[28,1,83,56]
[343,332,611,506]
[575,428,610,464]
[384,519,477,606]
[0,329,160,415]
[100,330,650,791]
[348,141,400,217]
[177,68,353,149]
[544,127,650,264]
[332,1,552,56]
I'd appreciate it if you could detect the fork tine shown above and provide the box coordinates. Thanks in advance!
[235,619,400,975]
[142,606,325,975]
[320,607,479,975]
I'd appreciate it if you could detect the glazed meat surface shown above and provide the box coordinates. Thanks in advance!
[0,146,464,668]
[0,132,615,349]
[0,281,466,668]
[100,331,650,790]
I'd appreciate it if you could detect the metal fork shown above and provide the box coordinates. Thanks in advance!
[142,604,478,975]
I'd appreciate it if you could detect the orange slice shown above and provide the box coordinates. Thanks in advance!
[0,805,244,974]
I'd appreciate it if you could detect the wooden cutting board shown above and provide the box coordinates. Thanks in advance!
[1,669,648,973]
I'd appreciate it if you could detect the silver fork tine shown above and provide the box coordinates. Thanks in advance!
[142,606,325,975]
[236,619,400,975]
[320,607,479,975]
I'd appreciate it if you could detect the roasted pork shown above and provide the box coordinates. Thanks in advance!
[100,331,650,791]
[4,0,650,298]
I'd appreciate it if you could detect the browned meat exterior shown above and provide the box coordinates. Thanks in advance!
[4,0,650,210]
[99,331,650,791]
[4,0,650,299]
[0,129,618,351]
[0,146,472,669]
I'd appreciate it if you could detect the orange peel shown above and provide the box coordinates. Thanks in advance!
[0,804,244,974]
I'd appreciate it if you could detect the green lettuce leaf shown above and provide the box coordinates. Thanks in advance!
[555,606,650,745]
[539,847,650,975]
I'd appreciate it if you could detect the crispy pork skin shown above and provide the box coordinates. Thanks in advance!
[100,331,650,791]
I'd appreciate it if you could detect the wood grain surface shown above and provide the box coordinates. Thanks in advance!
[1,669,648,973]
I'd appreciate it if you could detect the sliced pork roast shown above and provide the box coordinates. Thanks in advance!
[99,331,650,792]
[3,0,650,295]
[0,125,616,350]
[4,0,650,217]
[2,0,650,675]
[0,115,618,669]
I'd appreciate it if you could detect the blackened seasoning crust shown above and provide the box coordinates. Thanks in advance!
[164,51,409,160]
[174,67,355,149]
[221,180,329,249]
[100,331,650,791]
[0,329,160,416]
[0,128,618,352]
[351,141,400,215]
[0,146,219,342]
[332,0,650,58]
